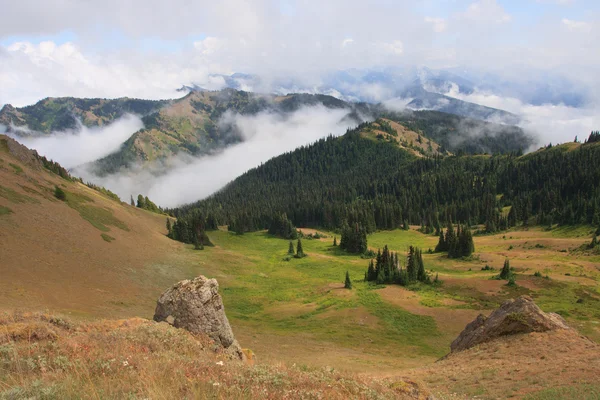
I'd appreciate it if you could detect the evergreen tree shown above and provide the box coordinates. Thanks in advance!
[193,235,204,250]
[166,218,172,236]
[333,236,337,246]
[137,194,145,208]
[367,259,376,281]
[435,230,446,252]
[406,246,418,282]
[344,271,352,289]
[339,222,367,254]
[130,195,135,206]
[288,241,295,255]
[295,238,306,258]
[500,258,511,280]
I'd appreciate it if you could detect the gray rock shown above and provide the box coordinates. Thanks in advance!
[451,295,571,352]
[153,276,244,359]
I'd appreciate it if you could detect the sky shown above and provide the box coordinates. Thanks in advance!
[1,0,599,107]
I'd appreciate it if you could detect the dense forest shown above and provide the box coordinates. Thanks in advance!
[167,127,600,243]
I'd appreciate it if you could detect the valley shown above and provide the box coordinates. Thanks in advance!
[2,133,599,398]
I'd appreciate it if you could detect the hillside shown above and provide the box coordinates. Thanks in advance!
[0,134,202,318]
[360,118,446,157]
[170,127,600,240]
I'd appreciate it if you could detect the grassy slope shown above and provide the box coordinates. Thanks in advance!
[0,139,202,319]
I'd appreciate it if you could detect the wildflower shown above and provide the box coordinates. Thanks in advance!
[213,382,220,387]
[122,360,129,367]
[216,361,224,366]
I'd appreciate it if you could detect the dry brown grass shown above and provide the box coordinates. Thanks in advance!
[407,329,600,399]
[0,312,431,399]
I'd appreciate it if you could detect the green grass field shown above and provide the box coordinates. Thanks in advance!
[175,226,600,372]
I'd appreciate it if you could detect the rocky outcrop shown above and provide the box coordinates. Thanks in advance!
[153,276,244,360]
[451,295,571,352]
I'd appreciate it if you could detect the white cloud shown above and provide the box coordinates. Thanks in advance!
[8,114,143,169]
[562,18,592,33]
[460,0,512,24]
[424,17,447,33]
[341,38,354,48]
[74,105,364,207]
[378,40,404,56]
[443,85,600,146]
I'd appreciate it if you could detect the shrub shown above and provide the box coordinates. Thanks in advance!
[54,186,66,201]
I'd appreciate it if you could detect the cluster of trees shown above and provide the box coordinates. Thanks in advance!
[435,223,475,258]
[166,212,214,247]
[133,194,162,214]
[268,213,298,239]
[286,238,306,259]
[586,131,600,144]
[365,246,433,286]
[499,258,516,286]
[339,223,368,254]
[167,126,600,244]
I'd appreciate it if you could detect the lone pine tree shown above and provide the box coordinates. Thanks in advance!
[500,258,511,280]
[288,241,295,255]
[344,271,352,289]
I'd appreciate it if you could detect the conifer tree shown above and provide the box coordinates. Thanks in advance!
[166,218,172,236]
[406,246,417,282]
[500,258,511,280]
[288,241,295,255]
[367,259,376,281]
[137,194,145,208]
[193,235,204,250]
[333,236,337,246]
[130,195,135,206]
[344,271,352,289]
[295,238,306,258]
[435,230,446,252]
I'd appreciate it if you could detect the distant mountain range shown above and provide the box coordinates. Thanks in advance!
[179,66,590,119]
[0,88,533,182]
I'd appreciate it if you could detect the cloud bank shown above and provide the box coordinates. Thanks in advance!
[75,105,362,207]
[442,86,600,146]
[8,114,143,169]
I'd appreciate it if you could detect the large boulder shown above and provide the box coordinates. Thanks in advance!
[153,276,244,360]
[451,295,571,352]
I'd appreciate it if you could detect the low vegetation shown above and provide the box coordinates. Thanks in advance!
[0,312,429,400]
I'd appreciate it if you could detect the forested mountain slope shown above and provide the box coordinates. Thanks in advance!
[169,128,600,242]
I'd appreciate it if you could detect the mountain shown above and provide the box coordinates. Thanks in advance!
[1,90,366,175]
[1,89,532,180]
[169,126,600,241]
[0,97,168,135]
[399,83,520,124]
